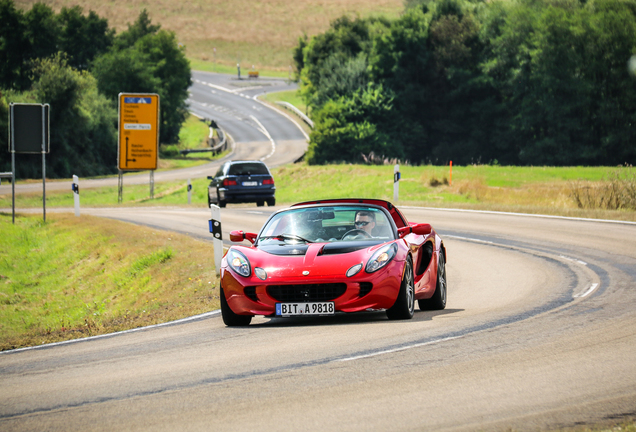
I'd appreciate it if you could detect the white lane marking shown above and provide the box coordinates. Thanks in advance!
[559,255,588,266]
[574,283,599,298]
[402,206,636,226]
[253,94,310,141]
[249,115,276,161]
[444,234,494,244]
[338,335,463,362]
[1,311,221,355]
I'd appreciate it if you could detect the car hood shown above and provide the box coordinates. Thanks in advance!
[232,241,390,279]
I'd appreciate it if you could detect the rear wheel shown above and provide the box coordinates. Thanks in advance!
[220,287,252,326]
[217,192,226,208]
[266,198,276,206]
[418,252,447,310]
[386,257,415,320]
[256,200,265,207]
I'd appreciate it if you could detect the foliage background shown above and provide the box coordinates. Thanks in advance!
[0,1,191,178]
[296,0,636,167]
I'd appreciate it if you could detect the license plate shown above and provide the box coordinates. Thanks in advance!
[276,302,335,316]
[242,181,258,186]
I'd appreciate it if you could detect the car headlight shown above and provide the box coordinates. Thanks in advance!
[228,249,251,277]
[366,243,398,273]
[346,263,363,277]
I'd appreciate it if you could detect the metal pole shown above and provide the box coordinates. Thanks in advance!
[118,170,123,203]
[150,170,154,199]
[187,178,192,205]
[42,105,46,222]
[10,104,15,224]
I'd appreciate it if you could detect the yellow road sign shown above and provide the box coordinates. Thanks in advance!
[118,93,159,171]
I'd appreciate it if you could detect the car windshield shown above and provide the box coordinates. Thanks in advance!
[258,206,394,244]
[228,163,269,176]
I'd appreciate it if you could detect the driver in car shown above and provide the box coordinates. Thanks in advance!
[354,210,376,236]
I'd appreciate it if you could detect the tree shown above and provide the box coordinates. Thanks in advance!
[56,6,114,70]
[92,11,191,144]
[306,84,398,164]
[0,54,117,178]
[0,0,30,90]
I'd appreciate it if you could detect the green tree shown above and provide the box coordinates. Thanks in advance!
[56,6,114,70]
[92,11,191,144]
[307,84,398,164]
[0,54,117,178]
[0,0,30,90]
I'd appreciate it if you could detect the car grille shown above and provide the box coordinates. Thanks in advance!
[267,283,347,302]
[359,282,373,298]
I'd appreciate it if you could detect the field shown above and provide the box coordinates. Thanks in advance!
[14,0,404,73]
[3,163,635,221]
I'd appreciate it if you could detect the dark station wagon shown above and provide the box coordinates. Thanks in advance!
[207,160,276,208]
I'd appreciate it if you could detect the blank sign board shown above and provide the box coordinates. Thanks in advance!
[9,104,50,154]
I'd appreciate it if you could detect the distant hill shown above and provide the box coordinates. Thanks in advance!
[15,0,404,71]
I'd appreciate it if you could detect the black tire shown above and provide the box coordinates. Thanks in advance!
[418,252,447,311]
[256,200,265,207]
[216,191,227,208]
[386,257,415,320]
[266,198,276,206]
[220,287,252,326]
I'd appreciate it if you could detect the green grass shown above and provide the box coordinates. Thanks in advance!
[0,213,219,350]
[3,163,635,221]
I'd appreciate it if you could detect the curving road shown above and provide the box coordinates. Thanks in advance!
[0,71,307,195]
[1,206,635,431]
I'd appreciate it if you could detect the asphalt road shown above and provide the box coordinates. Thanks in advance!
[0,71,307,195]
[1,205,635,431]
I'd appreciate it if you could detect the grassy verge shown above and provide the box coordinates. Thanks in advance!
[4,164,634,221]
[0,213,219,351]
[157,114,229,169]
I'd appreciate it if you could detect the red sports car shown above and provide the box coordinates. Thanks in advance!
[219,199,447,326]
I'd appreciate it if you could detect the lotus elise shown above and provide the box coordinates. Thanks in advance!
[220,199,447,326]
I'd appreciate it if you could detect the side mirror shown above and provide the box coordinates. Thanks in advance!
[397,223,432,238]
[410,223,432,236]
[229,230,257,244]
[207,176,214,180]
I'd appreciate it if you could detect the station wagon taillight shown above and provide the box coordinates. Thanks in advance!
[262,178,274,185]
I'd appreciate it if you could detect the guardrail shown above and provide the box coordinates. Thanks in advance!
[275,101,314,129]
[179,120,228,156]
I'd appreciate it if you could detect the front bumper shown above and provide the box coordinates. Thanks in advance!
[220,259,403,316]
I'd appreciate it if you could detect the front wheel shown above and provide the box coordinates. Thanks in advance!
[386,257,415,320]
[418,252,447,310]
[220,287,252,326]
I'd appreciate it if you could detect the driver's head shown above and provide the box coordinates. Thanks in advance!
[354,210,376,234]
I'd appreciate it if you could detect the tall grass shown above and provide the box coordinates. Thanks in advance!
[570,166,636,210]
[0,213,220,350]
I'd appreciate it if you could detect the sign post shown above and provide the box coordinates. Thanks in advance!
[208,205,223,276]
[72,175,80,216]
[393,164,401,202]
[9,103,50,223]
[117,93,159,202]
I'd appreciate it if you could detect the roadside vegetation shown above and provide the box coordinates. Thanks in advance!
[295,0,636,167]
[0,212,219,351]
[2,164,636,221]
[0,3,191,178]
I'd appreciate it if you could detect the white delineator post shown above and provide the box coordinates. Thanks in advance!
[209,204,223,276]
[72,175,80,217]
[393,164,400,202]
